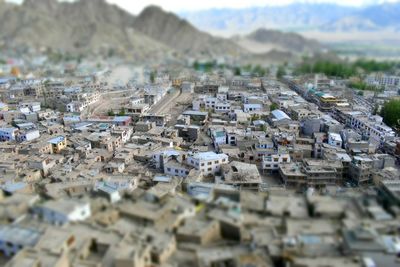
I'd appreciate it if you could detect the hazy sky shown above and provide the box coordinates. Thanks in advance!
[7,0,400,14]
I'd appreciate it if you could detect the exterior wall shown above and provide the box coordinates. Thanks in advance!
[187,154,229,176]
[262,154,291,172]
[17,129,40,142]
[38,203,91,225]
[214,102,230,113]
[328,133,342,148]
[165,165,190,177]
[243,104,262,113]
[0,128,17,141]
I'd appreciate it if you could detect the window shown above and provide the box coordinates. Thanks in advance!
[208,162,212,165]
[208,168,212,171]
[215,161,218,164]
[201,163,205,166]
[167,168,171,172]
[175,169,178,173]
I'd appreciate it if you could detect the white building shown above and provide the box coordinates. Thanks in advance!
[18,102,41,112]
[34,199,91,225]
[215,102,231,113]
[187,152,229,176]
[164,161,191,177]
[152,149,191,177]
[261,153,291,172]
[348,113,395,144]
[243,103,263,113]
[16,129,40,142]
[66,101,85,113]
[328,132,343,148]
[366,74,400,87]
[205,97,218,109]
[0,128,18,142]
[210,129,226,147]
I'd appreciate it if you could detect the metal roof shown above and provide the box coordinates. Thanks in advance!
[48,136,65,144]
[271,110,291,121]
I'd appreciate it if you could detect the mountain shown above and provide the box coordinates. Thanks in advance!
[320,16,379,32]
[357,3,400,28]
[179,4,357,35]
[0,0,173,60]
[0,0,244,60]
[133,6,244,57]
[0,0,332,63]
[233,28,325,55]
[179,3,400,35]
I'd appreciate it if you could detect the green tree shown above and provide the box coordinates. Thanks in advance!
[252,65,266,77]
[150,71,156,83]
[107,109,115,116]
[276,66,286,79]
[234,67,241,76]
[270,103,279,111]
[118,108,126,116]
[381,99,400,128]
[261,124,267,132]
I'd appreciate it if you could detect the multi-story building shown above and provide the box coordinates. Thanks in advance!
[261,152,291,173]
[0,127,18,142]
[187,152,229,176]
[347,113,395,144]
[34,199,91,225]
[48,136,67,153]
[349,156,374,185]
[328,132,343,148]
[366,74,400,87]
[279,159,340,189]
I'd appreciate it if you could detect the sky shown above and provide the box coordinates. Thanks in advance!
[7,0,400,14]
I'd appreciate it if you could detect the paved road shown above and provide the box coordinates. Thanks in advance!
[148,89,180,114]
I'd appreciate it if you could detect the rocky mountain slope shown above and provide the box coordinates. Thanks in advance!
[133,6,244,57]
[0,0,244,59]
[233,28,325,55]
[0,0,172,60]
[0,0,331,63]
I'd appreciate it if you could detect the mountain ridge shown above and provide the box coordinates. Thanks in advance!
[0,0,330,63]
[179,2,400,35]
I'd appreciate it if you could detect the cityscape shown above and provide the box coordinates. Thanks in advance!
[0,0,400,267]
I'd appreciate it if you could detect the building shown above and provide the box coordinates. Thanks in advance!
[279,160,340,189]
[34,199,91,225]
[261,152,291,173]
[270,110,292,126]
[243,103,263,113]
[0,128,18,142]
[18,102,41,112]
[0,225,41,257]
[219,161,262,190]
[66,101,85,113]
[48,136,67,153]
[328,132,343,148]
[187,152,229,176]
[347,113,395,144]
[366,74,400,87]
[349,156,374,185]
